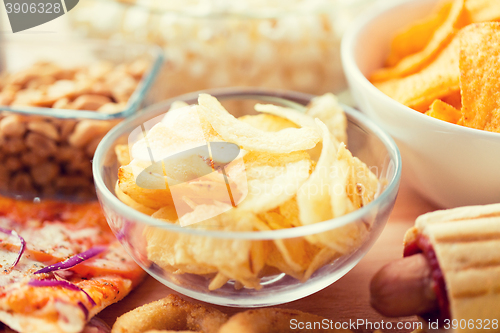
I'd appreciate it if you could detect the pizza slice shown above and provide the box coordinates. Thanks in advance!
[0,196,145,333]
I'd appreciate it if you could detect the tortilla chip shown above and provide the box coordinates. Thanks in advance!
[385,1,454,67]
[466,0,500,22]
[371,0,468,82]
[375,34,461,111]
[425,99,462,123]
[440,89,462,109]
[459,22,500,132]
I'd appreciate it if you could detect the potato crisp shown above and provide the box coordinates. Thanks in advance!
[115,93,380,289]
[372,0,500,133]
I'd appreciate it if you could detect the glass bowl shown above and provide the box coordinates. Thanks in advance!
[69,0,347,97]
[0,37,163,199]
[92,88,401,307]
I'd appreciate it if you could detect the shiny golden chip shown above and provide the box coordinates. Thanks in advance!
[459,22,500,132]
[375,34,461,111]
[425,99,462,124]
[466,0,500,23]
[385,1,454,67]
[371,0,467,82]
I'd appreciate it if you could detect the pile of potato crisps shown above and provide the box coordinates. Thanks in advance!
[115,93,379,290]
[371,0,500,133]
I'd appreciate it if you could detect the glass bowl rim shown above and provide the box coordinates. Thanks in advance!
[93,87,402,240]
[0,37,164,120]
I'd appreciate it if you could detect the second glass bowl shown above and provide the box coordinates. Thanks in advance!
[93,88,401,307]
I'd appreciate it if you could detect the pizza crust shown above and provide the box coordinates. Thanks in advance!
[0,303,84,333]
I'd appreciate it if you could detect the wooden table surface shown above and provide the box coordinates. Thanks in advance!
[98,180,440,332]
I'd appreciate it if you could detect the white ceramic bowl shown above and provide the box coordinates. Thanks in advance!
[341,0,500,208]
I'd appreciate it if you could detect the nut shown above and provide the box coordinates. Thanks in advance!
[56,175,91,189]
[27,121,60,141]
[97,102,127,114]
[86,136,102,157]
[46,80,78,100]
[9,172,35,194]
[52,97,72,109]
[42,185,57,197]
[30,162,60,186]
[68,120,113,148]
[89,82,113,97]
[0,86,20,105]
[72,94,112,111]
[65,154,91,174]
[25,76,57,90]
[0,115,26,137]
[9,69,38,87]
[21,151,47,166]
[55,145,82,163]
[59,120,77,141]
[87,61,114,79]
[0,59,142,197]
[25,132,57,158]
[5,156,22,171]
[0,165,9,191]
[127,58,149,79]
[3,137,26,154]
[111,75,137,103]
[11,89,44,107]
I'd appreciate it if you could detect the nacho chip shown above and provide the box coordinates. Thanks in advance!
[238,114,297,132]
[466,0,500,22]
[197,94,321,154]
[375,34,461,111]
[425,99,462,123]
[385,1,454,67]
[440,89,462,109]
[459,22,500,132]
[371,0,468,82]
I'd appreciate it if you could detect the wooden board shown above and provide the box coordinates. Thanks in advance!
[98,181,439,332]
